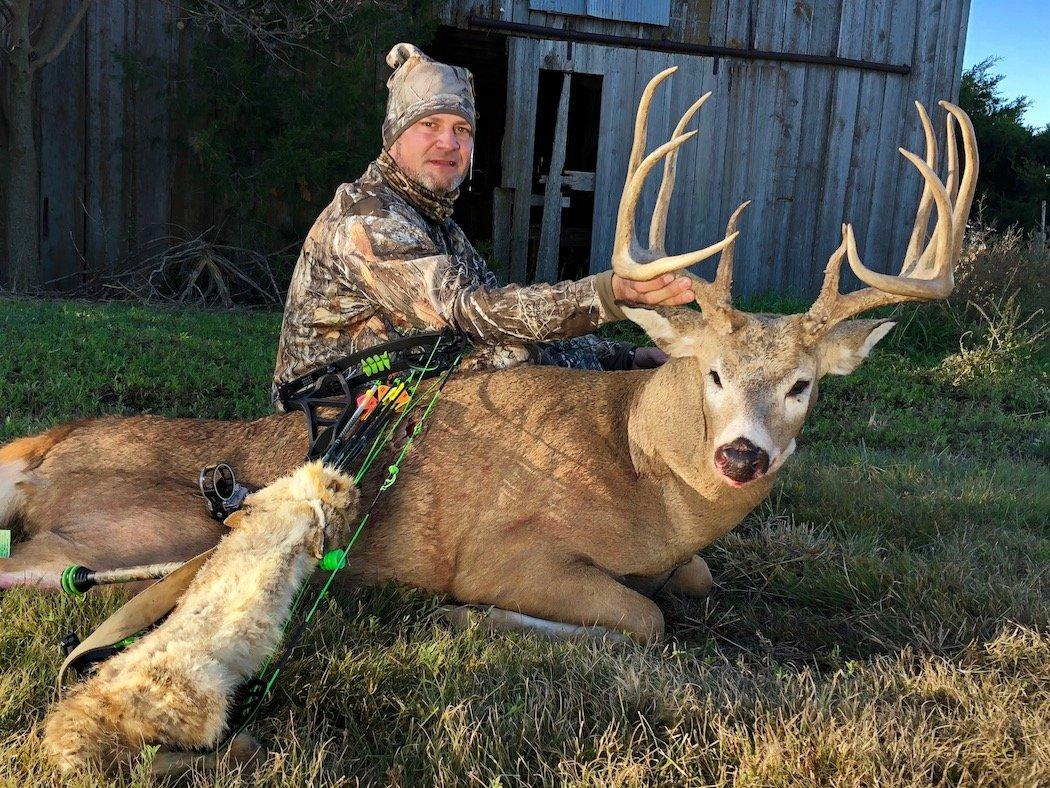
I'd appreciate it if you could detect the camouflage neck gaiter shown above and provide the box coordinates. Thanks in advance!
[373,150,458,223]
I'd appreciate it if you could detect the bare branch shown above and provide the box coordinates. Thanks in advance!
[30,0,94,74]
[31,0,65,52]
[0,0,17,46]
[177,0,372,64]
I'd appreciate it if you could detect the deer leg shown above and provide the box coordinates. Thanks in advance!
[454,556,665,644]
[622,555,713,599]
[24,473,225,572]
[3,474,224,592]
[434,605,633,644]
[149,733,264,777]
[0,533,79,590]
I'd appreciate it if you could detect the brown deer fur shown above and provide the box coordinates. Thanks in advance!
[0,313,893,642]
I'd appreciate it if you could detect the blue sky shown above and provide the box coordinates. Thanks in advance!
[964,0,1050,128]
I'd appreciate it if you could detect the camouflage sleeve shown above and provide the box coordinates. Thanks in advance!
[577,335,635,370]
[343,209,625,345]
[534,336,635,371]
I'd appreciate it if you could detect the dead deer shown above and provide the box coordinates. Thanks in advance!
[0,67,977,643]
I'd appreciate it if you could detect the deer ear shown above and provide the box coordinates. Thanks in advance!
[817,319,896,376]
[620,306,706,358]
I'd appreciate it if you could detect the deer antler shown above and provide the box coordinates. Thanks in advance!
[612,67,750,332]
[804,101,979,337]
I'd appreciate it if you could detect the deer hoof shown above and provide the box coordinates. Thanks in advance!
[664,555,713,598]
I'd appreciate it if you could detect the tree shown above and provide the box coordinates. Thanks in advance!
[174,0,441,260]
[959,57,1050,232]
[0,0,94,291]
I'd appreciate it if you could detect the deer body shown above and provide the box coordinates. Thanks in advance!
[5,363,769,641]
[0,68,978,643]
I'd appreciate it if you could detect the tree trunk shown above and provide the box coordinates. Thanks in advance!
[4,4,39,292]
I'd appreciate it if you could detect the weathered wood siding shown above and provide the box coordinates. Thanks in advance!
[26,0,969,294]
[35,0,180,287]
[451,0,971,294]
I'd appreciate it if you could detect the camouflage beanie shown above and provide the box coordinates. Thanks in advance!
[382,43,476,149]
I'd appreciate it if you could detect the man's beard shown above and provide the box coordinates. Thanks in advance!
[404,163,465,195]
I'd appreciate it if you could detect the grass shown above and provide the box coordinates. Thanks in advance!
[0,236,1047,785]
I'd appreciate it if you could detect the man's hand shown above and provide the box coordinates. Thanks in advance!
[631,346,668,369]
[612,273,694,307]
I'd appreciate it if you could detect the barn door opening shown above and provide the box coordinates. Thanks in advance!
[428,27,508,258]
[528,70,602,283]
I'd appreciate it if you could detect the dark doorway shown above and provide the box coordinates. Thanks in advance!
[429,26,508,264]
[528,70,603,283]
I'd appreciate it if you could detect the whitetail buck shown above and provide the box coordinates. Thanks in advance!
[0,68,976,642]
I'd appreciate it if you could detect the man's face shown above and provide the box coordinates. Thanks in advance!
[389,113,474,194]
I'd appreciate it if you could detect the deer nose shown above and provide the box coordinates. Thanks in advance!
[714,438,770,484]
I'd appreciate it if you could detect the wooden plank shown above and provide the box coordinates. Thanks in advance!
[503,37,542,282]
[781,0,841,296]
[766,0,814,293]
[887,0,945,280]
[535,71,572,282]
[688,52,722,262]
[632,48,675,251]
[714,0,752,253]
[839,0,891,287]
[38,0,87,288]
[735,0,784,295]
[491,187,514,278]
[588,45,639,273]
[805,0,865,295]
[560,170,596,191]
[129,0,173,254]
[694,1,733,273]
[664,52,706,257]
[950,0,972,102]
[85,0,127,275]
[862,0,917,278]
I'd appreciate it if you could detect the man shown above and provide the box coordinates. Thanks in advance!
[273,43,695,401]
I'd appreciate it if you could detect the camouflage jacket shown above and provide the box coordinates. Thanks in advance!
[272,157,632,405]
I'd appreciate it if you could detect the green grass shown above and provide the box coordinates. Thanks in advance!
[1,245,1048,785]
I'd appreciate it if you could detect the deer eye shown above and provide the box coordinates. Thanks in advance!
[787,380,810,397]
[708,370,722,388]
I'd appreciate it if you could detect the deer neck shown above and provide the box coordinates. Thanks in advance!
[626,358,772,546]
[627,358,712,488]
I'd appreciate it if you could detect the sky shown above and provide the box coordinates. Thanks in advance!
[964,0,1050,129]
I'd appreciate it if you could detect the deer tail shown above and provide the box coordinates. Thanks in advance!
[0,424,77,528]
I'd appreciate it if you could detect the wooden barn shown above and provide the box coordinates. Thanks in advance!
[434,0,972,294]
[20,0,971,297]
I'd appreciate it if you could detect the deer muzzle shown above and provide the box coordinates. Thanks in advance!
[714,438,770,486]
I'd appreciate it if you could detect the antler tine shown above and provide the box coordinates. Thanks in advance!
[804,101,978,337]
[627,66,678,182]
[711,200,751,295]
[613,135,741,281]
[613,82,740,282]
[941,100,979,258]
[648,92,711,254]
[904,102,938,270]
[684,200,751,331]
[613,69,752,331]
